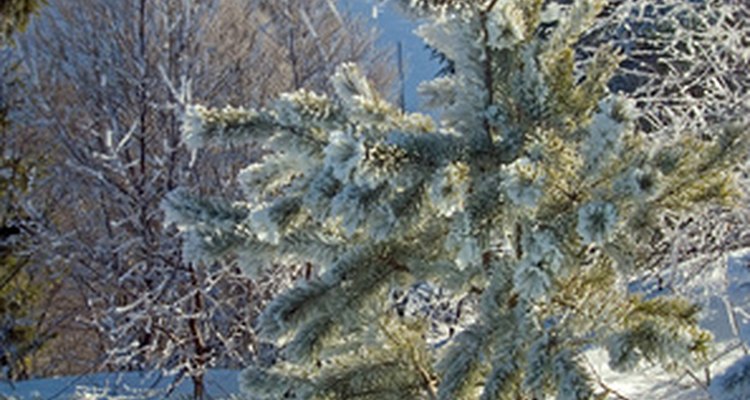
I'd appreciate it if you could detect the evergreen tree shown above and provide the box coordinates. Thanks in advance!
[0,154,44,381]
[166,0,749,398]
[0,0,46,45]
[0,0,50,379]
[426,0,750,306]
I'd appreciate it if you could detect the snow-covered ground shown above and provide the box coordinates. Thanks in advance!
[585,342,746,399]
[0,369,240,400]
[586,253,750,399]
[3,254,749,399]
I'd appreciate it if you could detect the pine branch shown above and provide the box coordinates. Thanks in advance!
[479,0,500,146]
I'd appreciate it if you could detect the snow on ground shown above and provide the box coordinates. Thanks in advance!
[2,255,749,399]
[585,252,750,399]
[0,369,240,400]
[585,342,746,400]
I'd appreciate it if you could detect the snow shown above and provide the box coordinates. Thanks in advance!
[584,253,750,399]
[0,369,240,400]
[5,255,748,399]
[0,268,745,399]
[585,343,745,400]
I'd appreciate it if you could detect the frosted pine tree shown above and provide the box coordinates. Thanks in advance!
[166,0,749,398]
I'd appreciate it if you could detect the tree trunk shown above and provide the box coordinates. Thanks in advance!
[189,265,208,400]
[192,372,205,400]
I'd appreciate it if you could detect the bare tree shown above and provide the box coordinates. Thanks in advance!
[581,1,750,383]
[584,0,749,136]
[16,0,394,396]
[585,0,750,276]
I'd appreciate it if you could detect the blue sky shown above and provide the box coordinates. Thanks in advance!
[340,1,440,111]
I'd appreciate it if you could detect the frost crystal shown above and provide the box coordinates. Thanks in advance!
[430,161,470,217]
[323,130,363,182]
[445,214,480,270]
[487,3,526,50]
[577,201,618,244]
[250,206,281,245]
[613,166,655,198]
[505,159,543,208]
[275,89,336,128]
[514,228,565,300]
[514,260,551,301]
[523,228,565,273]
[181,105,209,151]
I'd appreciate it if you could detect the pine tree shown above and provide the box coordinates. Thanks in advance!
[166,0,749,398]
[0,0,46,45]
[0,154,44,381]
[0,0,50,379]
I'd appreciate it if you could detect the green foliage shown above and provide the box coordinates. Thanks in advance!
[0,0,46,45]
[0,15,49,376]
[169,0,749,398]
[240,315,434,400]
[0,157,48,380]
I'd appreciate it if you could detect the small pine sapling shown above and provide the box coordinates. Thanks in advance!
[166,1,749,398]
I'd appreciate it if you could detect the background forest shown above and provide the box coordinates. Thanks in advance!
[0,0,749,399]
